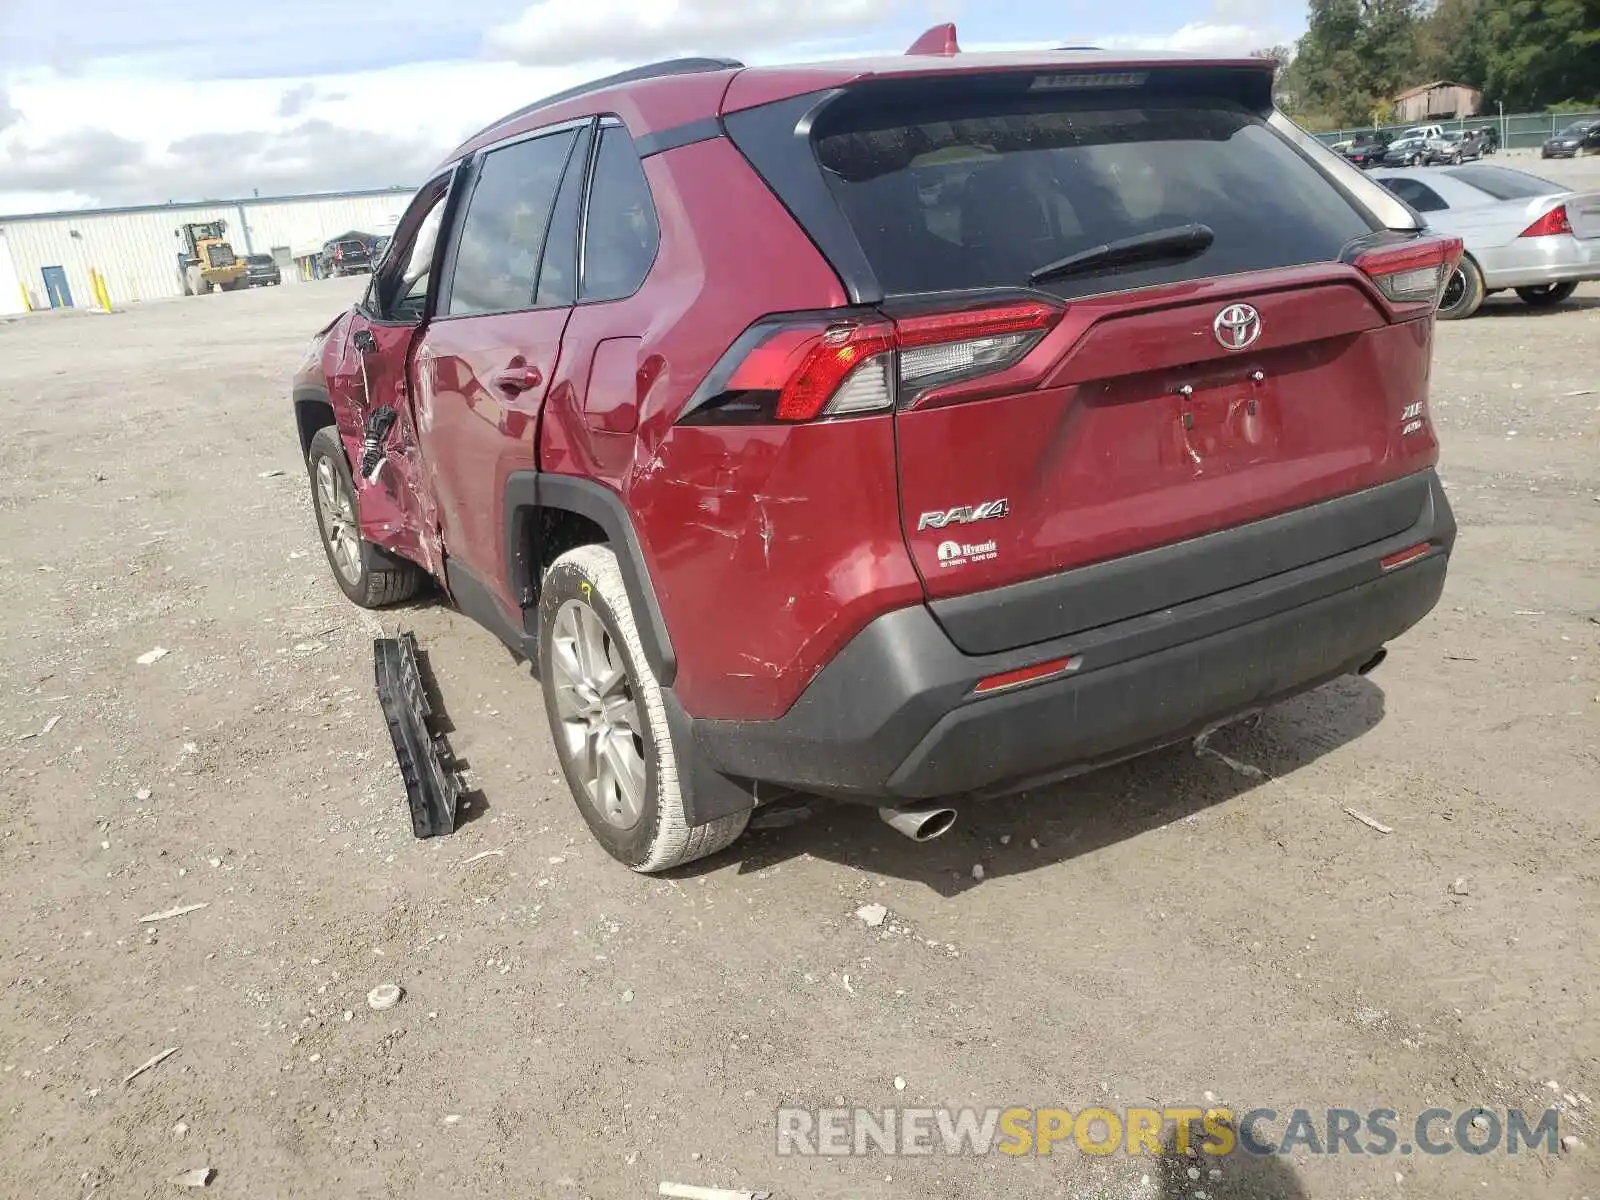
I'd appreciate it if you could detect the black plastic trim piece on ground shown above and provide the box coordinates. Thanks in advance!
[374,632,463,838]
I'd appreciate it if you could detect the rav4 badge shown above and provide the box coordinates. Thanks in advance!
[917,499,1009,530]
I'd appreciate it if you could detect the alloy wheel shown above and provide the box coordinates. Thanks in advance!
[1439,267,1467,314]
[550,599,647,829]
[315,457,362,585]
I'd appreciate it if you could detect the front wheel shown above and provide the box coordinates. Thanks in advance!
[1438,257,1486,320]
[1516,282,1578,308]
[306,426,423,607]
[539,544,748,872]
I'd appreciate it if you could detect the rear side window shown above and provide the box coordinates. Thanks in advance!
[1379,176,1449,213]
[812,87,1374,299]
[581,126,660,302]
[446,129,579,316]
[1443,165,1561,201]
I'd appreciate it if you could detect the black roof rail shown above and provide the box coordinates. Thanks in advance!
[462,57,745,146]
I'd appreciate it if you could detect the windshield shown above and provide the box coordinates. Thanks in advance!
[1558,122,1595,138]
[1444,165,1564,200]
[814,90,1373,300]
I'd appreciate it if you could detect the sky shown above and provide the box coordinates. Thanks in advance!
[0,0,1302,214]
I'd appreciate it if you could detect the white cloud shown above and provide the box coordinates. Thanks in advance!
[486,0,897,66]
[1093,21,1283,56]
[0,60,599,211]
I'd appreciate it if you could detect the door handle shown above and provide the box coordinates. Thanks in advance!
[491,365,542,395]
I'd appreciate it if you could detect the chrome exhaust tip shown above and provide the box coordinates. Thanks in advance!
[877,802,958,843]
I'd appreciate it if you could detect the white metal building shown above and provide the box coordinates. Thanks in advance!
[0,187,415,312]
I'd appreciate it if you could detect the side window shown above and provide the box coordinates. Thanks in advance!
[581,126,660,303]
[534,125,594,309]
[1380,177,1449,214]
[372,173,451,322]
[445,129,578,316]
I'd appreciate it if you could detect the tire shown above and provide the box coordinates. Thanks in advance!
[1516,282,1578,308]
[538,544,749,873]
[305,425,423,608]
[1437,256,1486,320]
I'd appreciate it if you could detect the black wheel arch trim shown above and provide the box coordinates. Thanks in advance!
[503,471,677,685]
[293,383,336,457]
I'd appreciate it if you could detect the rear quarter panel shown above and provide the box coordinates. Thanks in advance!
[540,137,924,721]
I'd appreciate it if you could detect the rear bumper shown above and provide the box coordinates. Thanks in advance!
[1480,234,1600,289]
[680,471,1453,814]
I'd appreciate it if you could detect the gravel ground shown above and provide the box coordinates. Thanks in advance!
[2,252,1597,1199]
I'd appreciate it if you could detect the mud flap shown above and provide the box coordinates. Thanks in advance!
[374,632,463,838]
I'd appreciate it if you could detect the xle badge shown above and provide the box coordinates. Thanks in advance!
[917,499,1009,531]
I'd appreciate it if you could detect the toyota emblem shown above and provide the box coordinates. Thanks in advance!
[1213,303,1261,351]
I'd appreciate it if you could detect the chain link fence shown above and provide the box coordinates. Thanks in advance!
[1311,110,1600,151]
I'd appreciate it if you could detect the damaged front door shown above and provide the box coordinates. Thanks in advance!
[330,312,441,577]
[327,171,457,579]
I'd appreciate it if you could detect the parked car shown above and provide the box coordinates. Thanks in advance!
[1475,125,1500,154]
[1436,130,1484,164]
[1541,119,1600,159]
[320,238,372,276]
[292,36,1459,871]
[1372,163,1600,318]
[1341,132,1392,169]
[1384,136,1442,166]
[242,253,282,287]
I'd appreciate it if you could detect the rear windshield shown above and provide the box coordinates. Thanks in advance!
[1443,165,1562,200]
[812,87,1375,299]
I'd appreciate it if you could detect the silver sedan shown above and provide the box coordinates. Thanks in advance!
[1369,164,1600,318]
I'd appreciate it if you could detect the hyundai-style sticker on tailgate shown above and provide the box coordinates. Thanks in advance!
[937,539,999,569]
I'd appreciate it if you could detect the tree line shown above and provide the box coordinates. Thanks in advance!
[1254,0,1600,129]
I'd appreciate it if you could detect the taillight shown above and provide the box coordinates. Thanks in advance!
[1519,205,1571,237]
[682,299,1062,424]
[335,247,344,260]
[1352,236,1463,315]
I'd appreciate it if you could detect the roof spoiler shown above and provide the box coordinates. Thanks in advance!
[905,23,960,55]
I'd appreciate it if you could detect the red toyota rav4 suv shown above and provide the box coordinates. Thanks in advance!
[292,30,1459,872]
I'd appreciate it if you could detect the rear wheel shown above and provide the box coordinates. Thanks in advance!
[306,426,423,608]
[1516,282,1578,308]
[538,544,748,873]
[1438,256,1486,320]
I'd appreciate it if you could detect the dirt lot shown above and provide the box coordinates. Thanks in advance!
[3,251,1598,1198]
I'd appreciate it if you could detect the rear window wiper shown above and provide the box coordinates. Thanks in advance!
[1028,223,1215,285]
